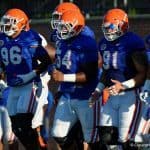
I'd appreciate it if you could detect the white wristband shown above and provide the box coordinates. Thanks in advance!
[95,82,105,93]
[122,79,136,89]
[63,74,76,82]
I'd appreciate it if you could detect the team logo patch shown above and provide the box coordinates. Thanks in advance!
[0,40,4,46]
[101,44,107,50]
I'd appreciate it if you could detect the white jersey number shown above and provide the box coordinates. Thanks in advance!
[62,50,72,69]
[103,50,118,69]
[56,49,72,69]
[1,46,22,66]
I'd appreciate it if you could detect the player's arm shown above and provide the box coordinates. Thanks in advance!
[78,60,98,82]
[130,50,148,86]
[88,68,109,107]
[44,44,56,62]
[10,45,53,86]
[108,50,148,95]
[34,45,53,75]
[39,33,56,62]
[52,60,98,83]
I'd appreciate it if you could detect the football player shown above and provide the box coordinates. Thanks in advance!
[50,2,95,43]
[89,8,148,150]
[0,8,52,150]
[50,2,97,150]
[50,10,100,150]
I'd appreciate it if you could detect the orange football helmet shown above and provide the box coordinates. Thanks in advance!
[0,8,29,37]
[51,2,80,29]
[57,10,85,40]
[102,8,129,41]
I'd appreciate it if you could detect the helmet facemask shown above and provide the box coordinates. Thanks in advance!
[57,19,78,40]
[102,21,123,41]
[0,15,25,37]
[51,11,62,29]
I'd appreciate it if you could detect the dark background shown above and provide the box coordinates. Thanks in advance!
[0,0,150,18]
[0,0,150,42]
[31,17,150,44]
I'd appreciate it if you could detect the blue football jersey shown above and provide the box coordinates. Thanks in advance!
[50,29,58,43]
[98,32,145,86]
[0,30,48,86]
[55,32,98,100]
[80,26,95,39]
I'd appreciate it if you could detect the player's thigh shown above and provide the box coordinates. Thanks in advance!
[99,96,118,127]
[119,91,139,142]
[76,100,100,143]
[134,103,150,142]
[52,98,77,138]
[16,83,37,114]
[6,88,19,116]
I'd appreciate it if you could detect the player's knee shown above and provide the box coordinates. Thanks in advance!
[10,113,39,149]
[98,126,118,145]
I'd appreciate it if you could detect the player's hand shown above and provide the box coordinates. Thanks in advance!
[140,90,150,104]
[52,69,64,82]
[89,90,101,107]
[17,71,37,83]
[9,76,24,86]
[9,71,37,86]
[108,79,125,95]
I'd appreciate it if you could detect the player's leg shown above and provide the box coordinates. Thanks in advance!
[53,120,84,150]
[32,82,50,149]
[46,95,60,150]
[10,113,40,150]
[118,91,140,150]
[97,96,119,149]
[76,99,106,150]
[66,120,84,150]
[7,84,41,150]
[1,106,18,150]
[134,102,150,144]
[41,91,54,145]
[51,96,77,150]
